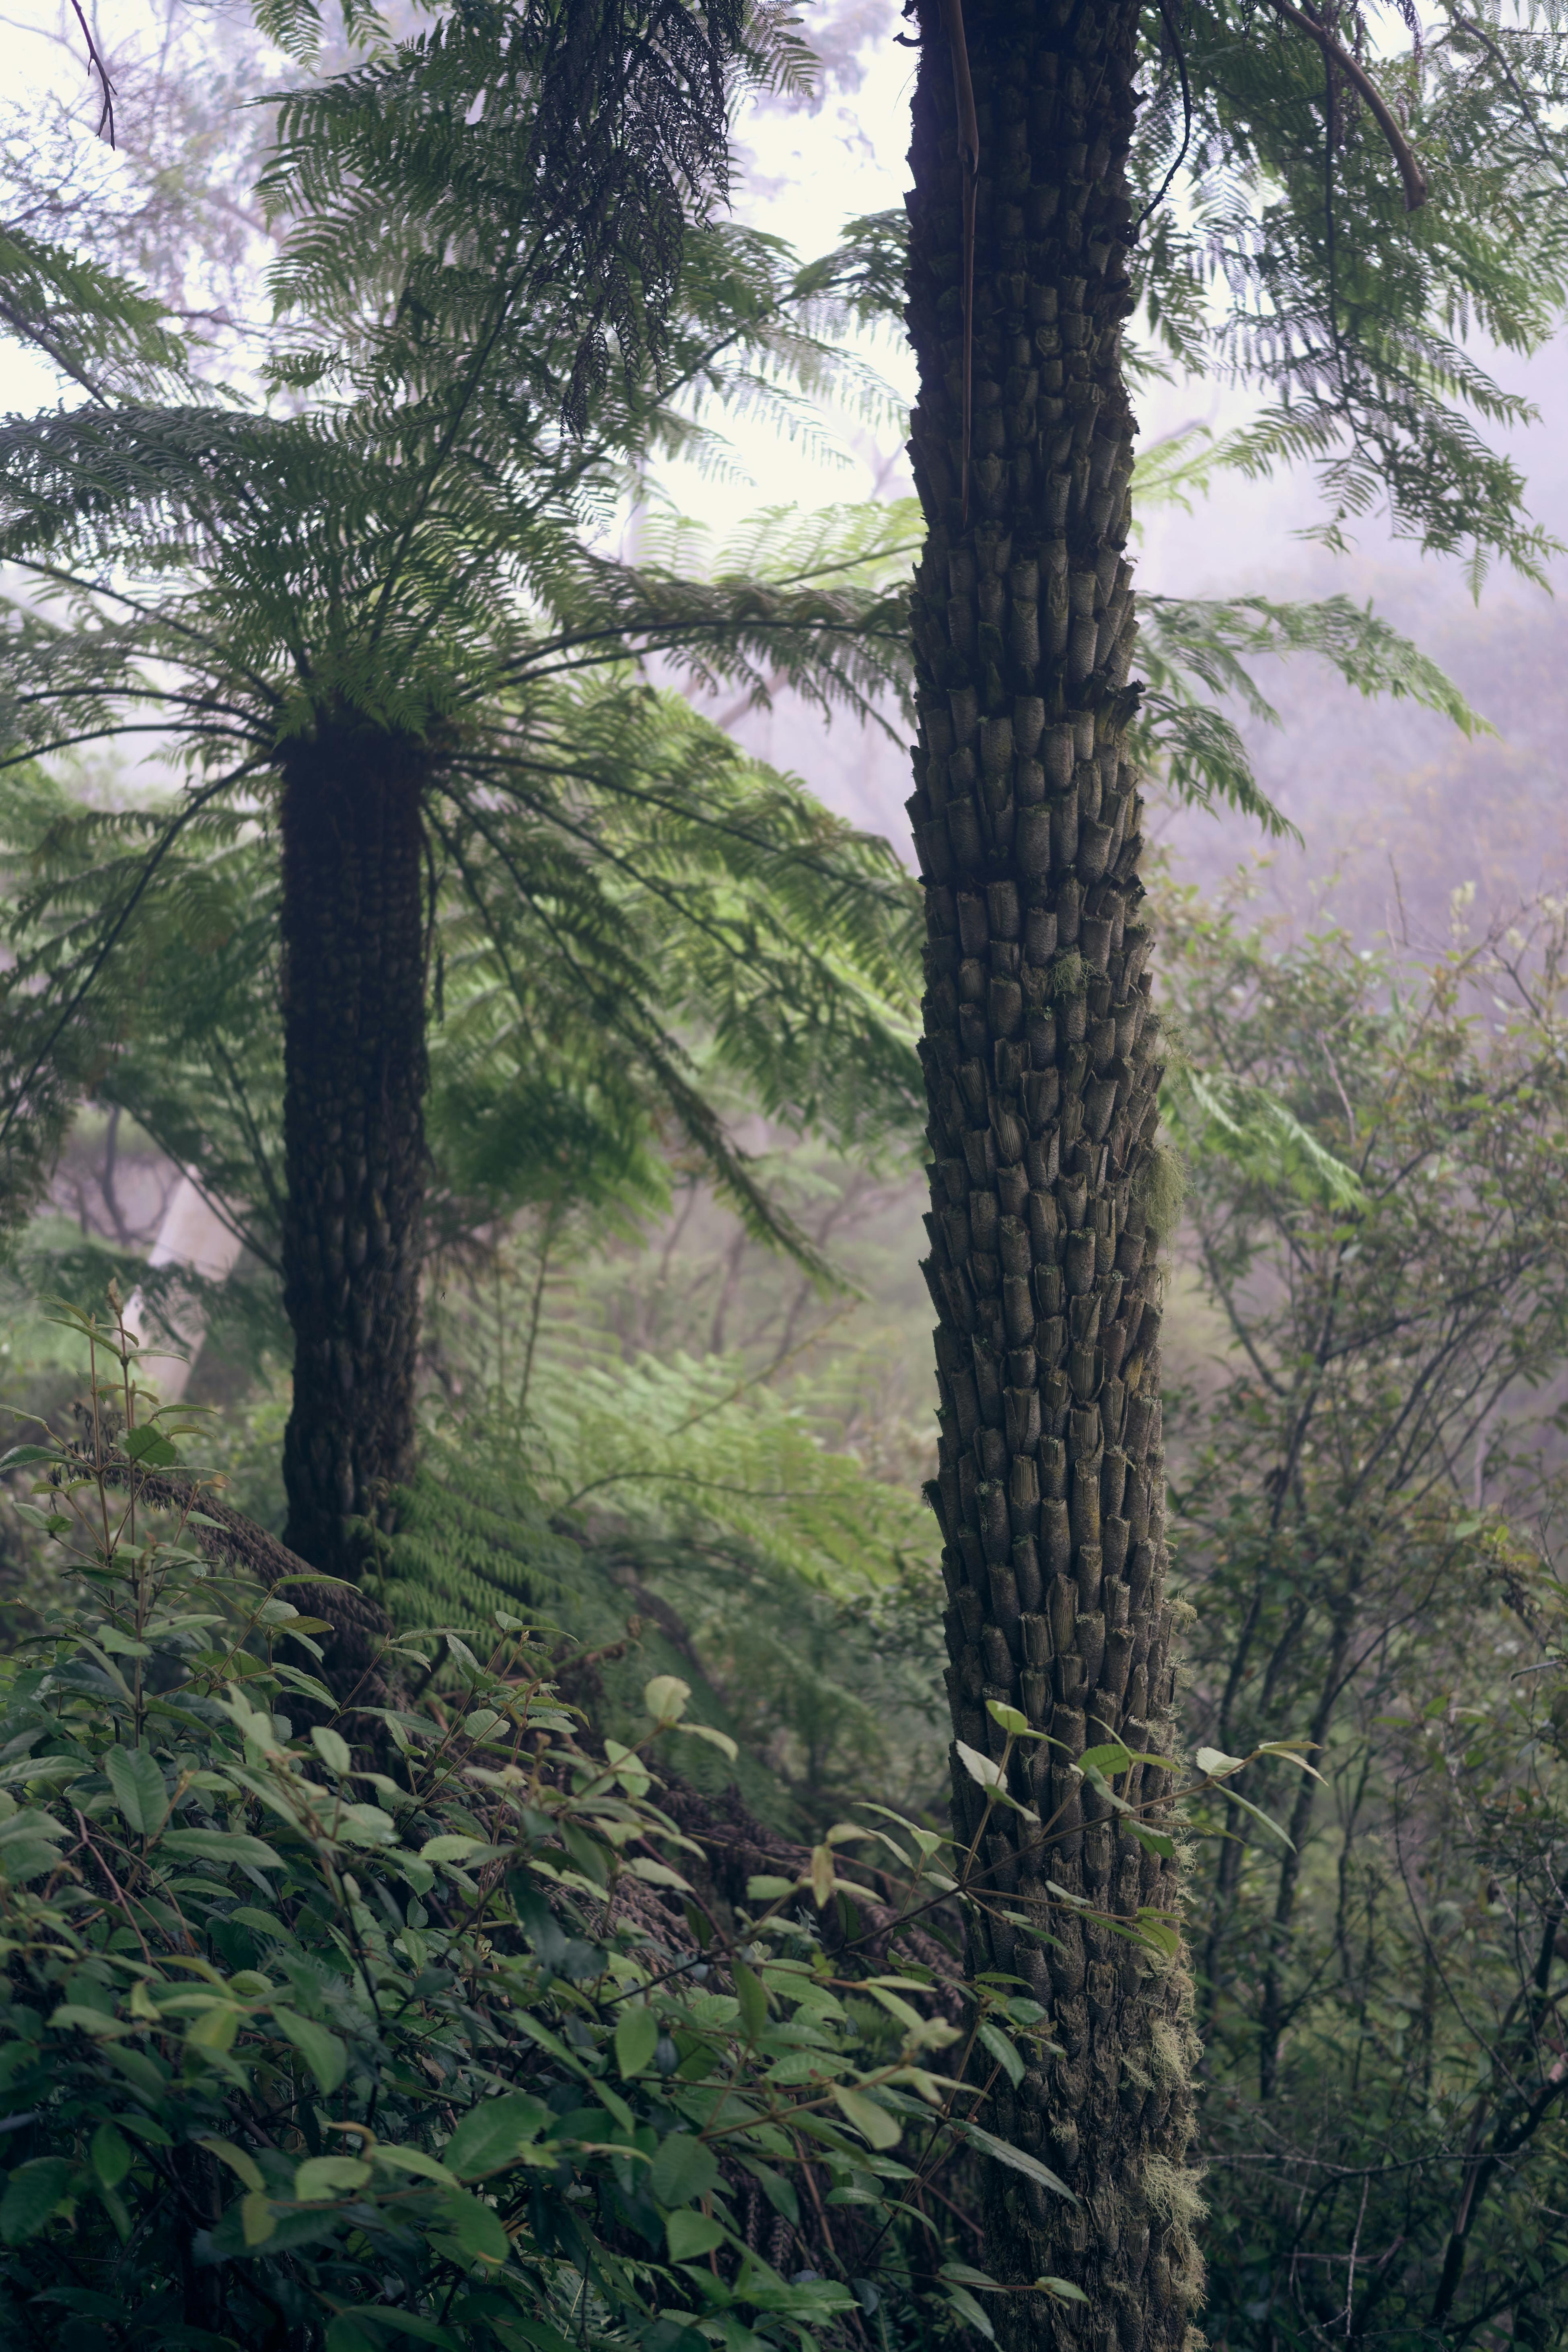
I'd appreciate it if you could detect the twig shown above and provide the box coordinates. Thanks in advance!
[1134,0,1195,236]
[68,0,115,146]
[1257,0,1427,210]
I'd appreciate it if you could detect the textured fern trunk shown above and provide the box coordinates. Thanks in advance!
[278,730,428,1596]
[905,4,1201,2344]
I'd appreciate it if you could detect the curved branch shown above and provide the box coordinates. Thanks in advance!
[1257,0,1428,211]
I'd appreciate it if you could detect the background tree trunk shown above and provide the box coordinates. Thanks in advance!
[905,3,1201,2344]
[278,729,428,1594]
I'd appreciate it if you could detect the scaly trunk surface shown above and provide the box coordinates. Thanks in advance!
[278,729,428,1606]
[905,4,1201,2344]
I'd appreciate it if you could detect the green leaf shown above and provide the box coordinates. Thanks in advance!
[419,1834,489,1864]
[614,2004,660,2080]
[733,1960,769,2045]
[644,1674,691,1724]
[160,1828,285,1870]
[955,1740,1003,1789]
[746,1875,796,1902]
[271,2007,347,2094]
[241,2190,276,2247]
[985,1702,1031,1738]
[122,1424,177,1466]
[105,1744,168,1836]
[1039,2278,1091,2305]
[295,2155,372,2200]
[650,2132,720,2207]
[311,1725,353,1776]
[1194,1746,1247,1779]
[673,1720,739,1762]
[90,2122,132,2189]
[959,2122,1076,2203]
[0,1444,63,1470]
[830,2084,901,2149]
[198,2136,264,2195]
[0,2157,73,2243]
[439,2188,510,2265]
[444,2093,551,2179]
[943,2284,996,2340]
[667,2208,726,2261]
[372,2145,458,2187]
[976,2019,1025,2088]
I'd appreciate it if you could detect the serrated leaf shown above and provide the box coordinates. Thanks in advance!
[439,2187,510,2264]
[444,2093,551,2179]
[105,1745,168,1837]
[295,2154,372,2200]
[956,1741,1002,1789]
[831,2084,901,2149]
[311,1726,352,1776]
[667,2208,726,2261]
[271,2007,346,2093]
[650,2132,718,2206]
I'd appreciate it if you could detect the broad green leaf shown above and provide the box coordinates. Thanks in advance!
[90,2122,132,2189]
[644,1674,690,1723]
[830,2084,901,2149]
[667,2208,726,2261]
[746,1875,796,1902]
[614,2004,660,2079]
[650,2132,719,2207]
[444,2093,551,2179]
[1195,1746,1246,1779]
[733,1960,768,2045]
[1039,2278,1091,2305]
[311,1726,352,1776]
[185,2003,240,2054]
[956,1740,1003,1789]
[105,1745,168,1836]
[439,2188,510,2264]
[122,1424,177,1466]
[985,1701,1031,1738]
[420,1835,488,1864]
[960,2122,1076,2202]
[241,2190,276,2247]
[0,2157,73,2243]
[271,2007,347,2093]
[295,2155,372,2200]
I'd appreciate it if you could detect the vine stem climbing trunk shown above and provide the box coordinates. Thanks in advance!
[904,3,1202,2343]
[278,728,429,1627]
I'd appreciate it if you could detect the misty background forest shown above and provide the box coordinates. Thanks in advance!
[2,2,1568,2348]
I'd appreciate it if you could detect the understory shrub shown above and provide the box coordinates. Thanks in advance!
[0,1304,1098,2352]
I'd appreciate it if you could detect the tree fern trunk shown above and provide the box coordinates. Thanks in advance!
[905,4,1202,2343]
[278,730,428,1593]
